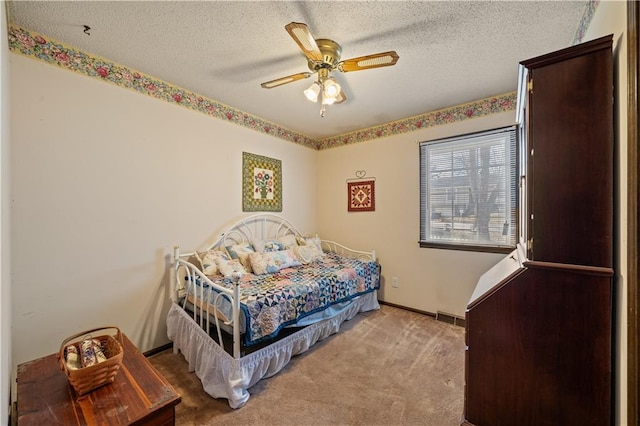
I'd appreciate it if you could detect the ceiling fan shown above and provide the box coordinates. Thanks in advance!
[260,22,400,117]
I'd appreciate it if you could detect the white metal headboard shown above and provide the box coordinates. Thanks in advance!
[209,213,302,251]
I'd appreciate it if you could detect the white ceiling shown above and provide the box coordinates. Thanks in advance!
[7,1,589,140]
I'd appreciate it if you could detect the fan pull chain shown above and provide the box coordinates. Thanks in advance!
[320,104,326,118]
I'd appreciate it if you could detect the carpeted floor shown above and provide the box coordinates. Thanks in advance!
[148,304,466,426]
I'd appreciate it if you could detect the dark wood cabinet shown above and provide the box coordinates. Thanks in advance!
[462,35,614,426]
[524,36,614,267]
[17,334,181,425]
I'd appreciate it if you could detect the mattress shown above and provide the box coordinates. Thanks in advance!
[186,251,380,345]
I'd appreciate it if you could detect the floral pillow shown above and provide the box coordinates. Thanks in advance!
[252,238,286,253]
[292,245,324,264]
[225,243,255,273]
[278,234,298,249]
[296,235,324,253]
[248,249,302,275]
[194,249,230,275]
[214,257,246,279]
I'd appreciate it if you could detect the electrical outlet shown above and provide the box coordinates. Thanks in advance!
[392,276,399,288]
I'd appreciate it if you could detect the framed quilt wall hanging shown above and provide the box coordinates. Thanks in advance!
[242,152,282,212]
[347,171,376,212]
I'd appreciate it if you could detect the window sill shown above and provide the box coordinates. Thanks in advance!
[419,241,514,254]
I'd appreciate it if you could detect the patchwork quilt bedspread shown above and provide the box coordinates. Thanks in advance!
[189,252,380,346]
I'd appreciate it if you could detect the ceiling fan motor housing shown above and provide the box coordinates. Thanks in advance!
[308,39,342,71]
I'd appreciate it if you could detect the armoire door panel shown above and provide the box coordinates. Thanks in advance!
[527,45,613,267]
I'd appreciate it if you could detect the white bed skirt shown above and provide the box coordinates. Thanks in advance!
[166,291,380,408]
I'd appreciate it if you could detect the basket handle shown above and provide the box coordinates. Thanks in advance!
[58,326,122,368]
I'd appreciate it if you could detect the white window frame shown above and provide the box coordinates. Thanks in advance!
[419,126,518,253]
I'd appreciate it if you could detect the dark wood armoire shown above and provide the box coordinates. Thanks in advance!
[461,35,614,426]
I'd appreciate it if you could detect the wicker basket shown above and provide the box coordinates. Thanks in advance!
[58,326,124,395]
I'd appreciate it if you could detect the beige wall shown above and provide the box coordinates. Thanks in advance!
[317,112,513,316]
[582,1,628,424]
[9,54,318,367]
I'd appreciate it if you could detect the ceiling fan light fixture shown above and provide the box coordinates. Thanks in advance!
[322,92,337,105]
[304,82,320,102]
[323,77,341,99]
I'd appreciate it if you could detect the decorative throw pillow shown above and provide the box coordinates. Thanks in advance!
[194,249,230,275]
[248,249,302,275]
[252,238,286,253]
[292,245,324,264]
[277,234,298,249]
[214,257,246,278]
[225,242,254,258]
[225,243,255,273]
[296,235,324,253]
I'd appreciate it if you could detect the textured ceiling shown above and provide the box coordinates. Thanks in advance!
[7,1,590,140]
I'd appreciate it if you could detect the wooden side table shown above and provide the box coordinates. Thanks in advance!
[16,333,181,425]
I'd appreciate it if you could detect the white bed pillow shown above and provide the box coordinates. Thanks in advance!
[296,235,324,253]
[248,250,301,275]
[214,257,246,278]
[194,249,229,276]
[292,245,324,264]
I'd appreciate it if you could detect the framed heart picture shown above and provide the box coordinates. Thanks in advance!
[348,180,375,212]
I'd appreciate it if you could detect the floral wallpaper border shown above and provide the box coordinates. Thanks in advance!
[8,3,595,152]
[317,92,516,150]
[8,25,317,150]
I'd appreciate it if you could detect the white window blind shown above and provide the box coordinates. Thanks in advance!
[419,126,518,251]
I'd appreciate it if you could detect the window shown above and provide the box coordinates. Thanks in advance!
[419,126,518,253]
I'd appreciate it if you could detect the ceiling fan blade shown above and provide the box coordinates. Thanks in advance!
[260,72,313,89]
[338,51,399,72]
[285,22,323,62]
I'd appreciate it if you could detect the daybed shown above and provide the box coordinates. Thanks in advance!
[167,214,381,408]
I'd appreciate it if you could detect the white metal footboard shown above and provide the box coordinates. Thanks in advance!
[171,246,242,358]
